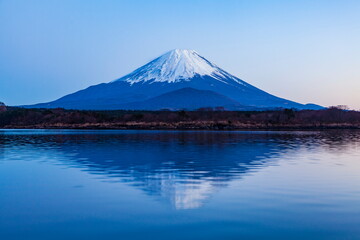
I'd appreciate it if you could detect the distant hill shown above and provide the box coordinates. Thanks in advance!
[96,87,259,111]
[0,102,6,112]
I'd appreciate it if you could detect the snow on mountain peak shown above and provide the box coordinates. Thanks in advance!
[116,49,244,85]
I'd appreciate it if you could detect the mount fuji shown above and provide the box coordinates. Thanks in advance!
[27,49,322,110]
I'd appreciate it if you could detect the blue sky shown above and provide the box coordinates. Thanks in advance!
[1,0,359,108]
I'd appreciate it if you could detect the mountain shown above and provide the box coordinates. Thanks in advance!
[113,87,255,111]
[26,49,322,110]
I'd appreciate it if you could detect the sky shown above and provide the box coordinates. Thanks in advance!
[0,0,359,109]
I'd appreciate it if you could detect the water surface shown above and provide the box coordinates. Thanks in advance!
[1,130,360,239]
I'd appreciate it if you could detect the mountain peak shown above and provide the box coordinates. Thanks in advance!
[115,49,242,84]
[169,49,197,54]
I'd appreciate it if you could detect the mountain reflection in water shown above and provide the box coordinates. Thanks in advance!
[1,130,359,209]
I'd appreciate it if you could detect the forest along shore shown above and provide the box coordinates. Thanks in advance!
[1,107,360,130]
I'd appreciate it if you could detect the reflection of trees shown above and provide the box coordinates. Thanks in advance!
[315,130,360,152]
[2,130,360,209]
[0,131,5,160]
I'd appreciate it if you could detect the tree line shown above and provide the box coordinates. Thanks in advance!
[1,106,360,129]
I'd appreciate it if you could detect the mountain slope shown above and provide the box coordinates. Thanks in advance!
[26,49,322,110]
[118,87,252,110]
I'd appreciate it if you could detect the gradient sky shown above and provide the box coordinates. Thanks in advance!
[1,0,359,108]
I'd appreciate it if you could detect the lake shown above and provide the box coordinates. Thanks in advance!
[1,130,359,240]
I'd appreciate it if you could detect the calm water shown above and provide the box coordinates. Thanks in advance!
[1,130,360,240]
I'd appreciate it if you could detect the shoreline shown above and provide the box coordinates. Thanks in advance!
[2,123,360,130]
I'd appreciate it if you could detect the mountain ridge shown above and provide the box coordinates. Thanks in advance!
[115,87,254,111]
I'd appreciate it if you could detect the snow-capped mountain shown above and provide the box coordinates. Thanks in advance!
[27,49,322,110]
[118,49,245,85]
